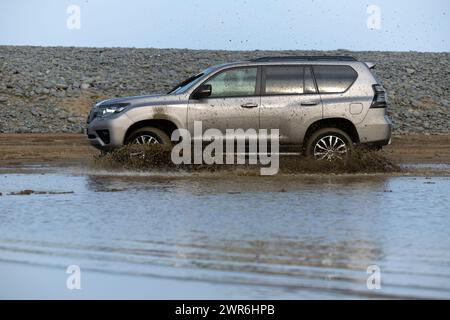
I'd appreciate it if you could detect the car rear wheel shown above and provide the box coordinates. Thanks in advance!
[126,127,172,146]
[304,128,353,160]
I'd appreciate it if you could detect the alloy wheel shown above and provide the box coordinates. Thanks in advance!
[133,134,160,145]
[313,135,348,160]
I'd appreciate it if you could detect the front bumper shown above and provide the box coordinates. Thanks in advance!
[86,114,133,150]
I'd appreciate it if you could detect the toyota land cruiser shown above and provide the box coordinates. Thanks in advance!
[86,56,392,159]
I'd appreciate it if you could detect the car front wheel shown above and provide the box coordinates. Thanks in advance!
[126,127,172,146]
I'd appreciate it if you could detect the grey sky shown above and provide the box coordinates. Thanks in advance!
[0,0,448,51]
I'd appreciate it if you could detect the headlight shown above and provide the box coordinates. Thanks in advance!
[97,103,129,118]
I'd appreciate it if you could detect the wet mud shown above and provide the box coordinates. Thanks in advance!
[93,145,401,175]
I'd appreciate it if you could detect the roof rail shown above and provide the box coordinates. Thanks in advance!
[249,56,358,62]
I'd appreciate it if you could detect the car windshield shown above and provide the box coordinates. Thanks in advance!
[168,67,215,95]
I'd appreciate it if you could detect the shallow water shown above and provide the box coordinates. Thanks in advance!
[0,166,450,299]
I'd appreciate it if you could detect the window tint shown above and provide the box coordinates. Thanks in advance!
[312,65,357,93]
[304,66,317,94]
[205,67,257,98]
[264,66,303,94]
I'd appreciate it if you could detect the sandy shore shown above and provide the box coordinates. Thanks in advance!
[0,133,96,165]
[0,133,449,166]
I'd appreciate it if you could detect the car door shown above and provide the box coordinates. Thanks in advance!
[260,65,323,146]
[188,66,260,144]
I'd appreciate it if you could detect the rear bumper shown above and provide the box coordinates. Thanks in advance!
[361,138,391,149]
[357,113,392,145]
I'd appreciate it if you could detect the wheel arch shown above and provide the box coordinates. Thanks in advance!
[124,119,179,144]
[303,118,360,145]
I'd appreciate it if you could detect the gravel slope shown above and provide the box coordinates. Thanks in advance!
[0,46,449,134]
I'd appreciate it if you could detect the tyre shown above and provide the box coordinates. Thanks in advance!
[304,128,353,160]
[126,126,172,146]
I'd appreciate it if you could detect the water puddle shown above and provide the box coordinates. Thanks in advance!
[1,165,449,299]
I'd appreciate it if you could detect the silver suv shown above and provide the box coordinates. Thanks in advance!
[87,56,391,159]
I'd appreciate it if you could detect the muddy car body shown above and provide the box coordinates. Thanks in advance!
[87,56,392,158]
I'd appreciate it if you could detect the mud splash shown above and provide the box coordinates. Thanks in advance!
[279,148,401,174]
[94,145,401,174]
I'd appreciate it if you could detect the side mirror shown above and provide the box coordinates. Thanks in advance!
[193,84,212,99]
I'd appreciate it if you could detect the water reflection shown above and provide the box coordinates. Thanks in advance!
[0,170,449,298]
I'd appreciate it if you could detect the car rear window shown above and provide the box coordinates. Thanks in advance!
[312,65,357,93]
[264,66,304,94]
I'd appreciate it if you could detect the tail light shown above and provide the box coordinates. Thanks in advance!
[371,84,387,108]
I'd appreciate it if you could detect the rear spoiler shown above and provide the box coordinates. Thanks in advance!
[365,62,376,69]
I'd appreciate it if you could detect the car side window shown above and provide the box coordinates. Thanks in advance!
[264,66,304,95]
[312,65,357,93]
[204,67,257,98]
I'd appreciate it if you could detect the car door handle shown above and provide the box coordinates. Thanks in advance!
[301,101,319,106]
[241,103,258,108]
